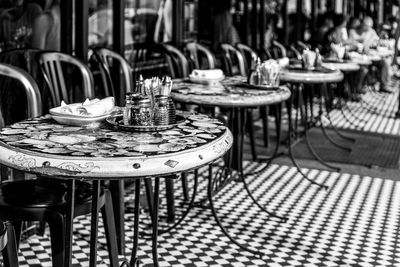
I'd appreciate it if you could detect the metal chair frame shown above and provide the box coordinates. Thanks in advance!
[38,52,95,107]
[185,42,216,70]
[220,43,246,76]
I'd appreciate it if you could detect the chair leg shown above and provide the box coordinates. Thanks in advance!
[181,173,189,202]
[10,222,22,251]
[47,213,65,267]
[2,223,19,267]
[246,109,257,161]
[101,190,119,267]
[165,178,175,223]
[261,106,270,147]
[109,180,125,254]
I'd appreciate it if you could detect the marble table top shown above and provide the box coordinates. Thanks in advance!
[280,66,344,84]
[322,60,360,72]
[0,113,232,179]
[172,76,291,108]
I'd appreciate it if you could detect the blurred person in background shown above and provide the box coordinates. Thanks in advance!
[154,0,172,43]
[30,0,59,50]
[359,16,379,51]
[211,0,240,51]
[360,16,391,93]
[312,12,333,50]
[0,0,43,50]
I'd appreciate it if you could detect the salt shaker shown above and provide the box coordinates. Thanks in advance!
[132,96,152,126]
[123,93,133,125]
[135,75,145,95]
[154,95,169,125]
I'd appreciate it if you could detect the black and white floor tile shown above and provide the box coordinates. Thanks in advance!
[3,162,400,266]
[327,80,400,136]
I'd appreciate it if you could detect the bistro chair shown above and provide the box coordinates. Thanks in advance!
[235,43,258,75]
[90,47,134,106]
[160,43,190,79]
[0,48,50,126]
[38,51,95,108]
[184,42,216,70]
[220,43,246,76]
[289,44,302,60]
[39,51,126,255]
[0,63,119,267]
[270,40,287,59]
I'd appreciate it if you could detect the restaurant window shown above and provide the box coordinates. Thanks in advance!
[183,0,198,42]
[0,0,57,52]
[88,0,167,48]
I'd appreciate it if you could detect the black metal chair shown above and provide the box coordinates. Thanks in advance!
[0,63,119,267]
[161,43,190,79]
[38,51,95,108]
[220,43,246,76]
[184,42,216,71]
[90,47,134,106]
[235,43,258,75]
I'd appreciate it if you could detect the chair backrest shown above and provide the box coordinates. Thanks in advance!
[0,63,42,128]
[220,43,246,76]
[271,40,287,59]
[235,43,258,76]
[297,41,311,51]
[161,43,190,79]
[289,44,302,60]
[0,48,50,121]
[185,42,216,70]
[38,52,95,107]
[91,48,134,106]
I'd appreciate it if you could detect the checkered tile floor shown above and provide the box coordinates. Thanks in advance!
[2,162,400,266]
[327,80,400,136]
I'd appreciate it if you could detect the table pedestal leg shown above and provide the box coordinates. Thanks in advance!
[228,107,287,221]
[298,84,340,171]
[207,173,264,258]
[65,179,75,267]
[151,178,160,267]
[285,88,330,190]
[127,178,141,267]
[89,180,100,267]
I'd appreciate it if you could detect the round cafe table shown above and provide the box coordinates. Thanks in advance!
[172,76,292,256]
[172,76,291,173]
[0,112,232,267]
[280,66,344,171]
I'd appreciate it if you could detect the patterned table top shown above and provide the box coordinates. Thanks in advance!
[0,113,232,179]
[280,66,344,84]
[322,61,360,72]
[172,76,291,108]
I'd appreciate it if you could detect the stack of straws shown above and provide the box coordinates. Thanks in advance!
[135,75,173,109]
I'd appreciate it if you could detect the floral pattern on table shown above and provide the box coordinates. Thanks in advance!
[172,76,291,108]
[0,113,227,158]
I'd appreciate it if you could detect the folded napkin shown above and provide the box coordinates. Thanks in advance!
[277,57,289,68]
[59,97,114,116]
[75,97,115,116]
[190,69,224,80]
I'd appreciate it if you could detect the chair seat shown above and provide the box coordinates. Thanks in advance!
[0,179,94,208]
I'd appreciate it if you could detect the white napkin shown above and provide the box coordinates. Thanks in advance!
[59,98,99,115]
[75,97,115,116]
[277,57,289,68]
[190,69,224,80]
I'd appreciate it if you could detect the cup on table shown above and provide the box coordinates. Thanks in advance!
[331,43,346,60]
[301,50,316,70]
[260,60,281,86]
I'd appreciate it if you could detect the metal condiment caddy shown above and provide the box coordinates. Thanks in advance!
[122,75,176,128]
